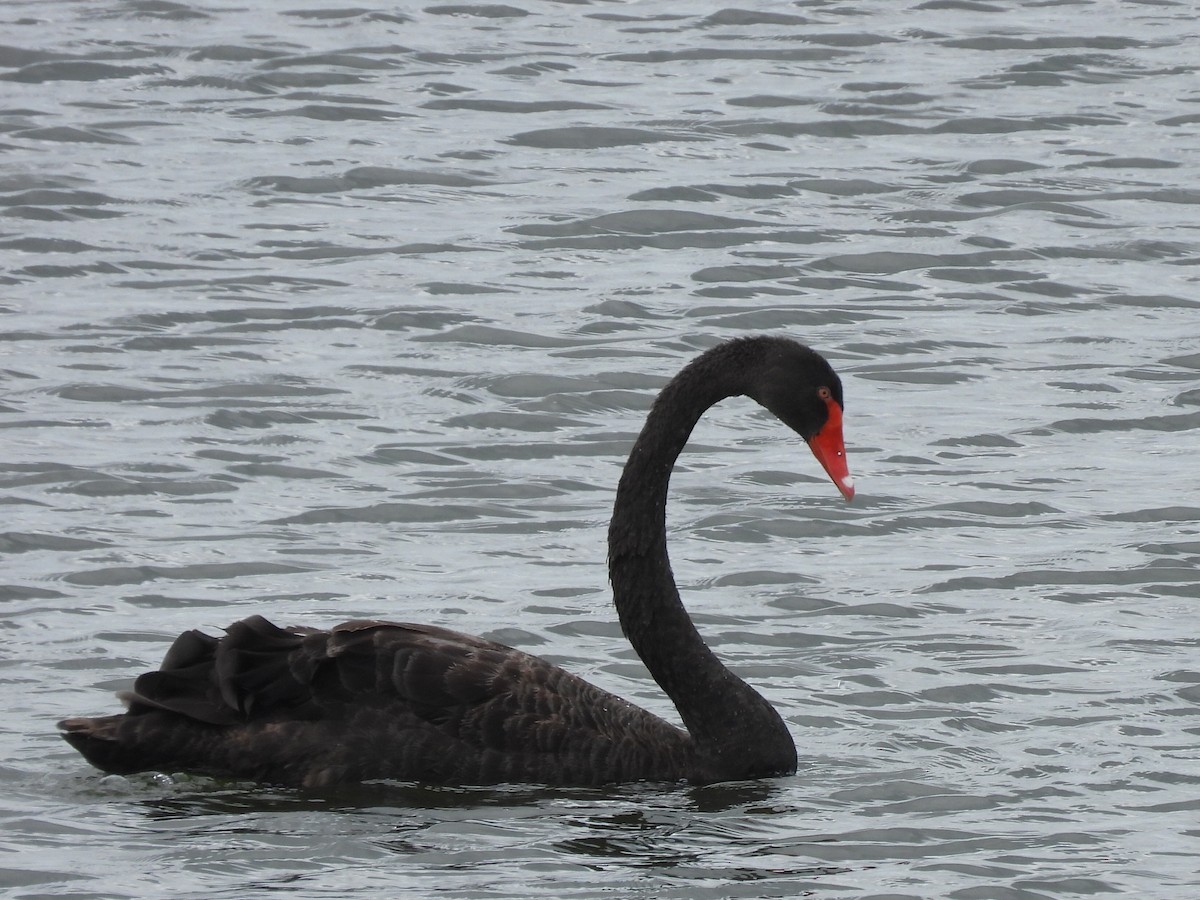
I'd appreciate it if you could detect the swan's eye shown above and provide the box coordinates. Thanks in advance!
[817,386,831,401]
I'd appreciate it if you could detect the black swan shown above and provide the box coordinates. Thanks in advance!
[59,336,854,788]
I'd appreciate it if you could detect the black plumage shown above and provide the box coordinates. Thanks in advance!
[59,336,853,788]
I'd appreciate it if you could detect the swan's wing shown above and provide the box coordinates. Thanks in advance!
[119,615,323,725]
[60,615,692,787]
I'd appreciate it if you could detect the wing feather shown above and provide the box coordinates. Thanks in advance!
[62,615,693,786]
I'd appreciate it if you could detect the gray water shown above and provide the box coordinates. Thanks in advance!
[3,0,1199,896]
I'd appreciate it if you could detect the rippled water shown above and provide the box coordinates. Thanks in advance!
[3,1,1199,897]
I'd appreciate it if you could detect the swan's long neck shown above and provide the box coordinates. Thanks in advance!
[607,349,797,780]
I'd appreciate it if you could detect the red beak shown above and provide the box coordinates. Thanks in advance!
[808,396,854,501]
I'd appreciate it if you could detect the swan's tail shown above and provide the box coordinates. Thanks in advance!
[58,715,150,775]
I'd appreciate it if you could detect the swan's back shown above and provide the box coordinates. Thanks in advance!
[59,615,695,788]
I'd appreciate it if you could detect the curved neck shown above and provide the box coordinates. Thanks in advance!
[607,347,796,780]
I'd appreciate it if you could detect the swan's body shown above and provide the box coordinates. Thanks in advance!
[59,336,853,788]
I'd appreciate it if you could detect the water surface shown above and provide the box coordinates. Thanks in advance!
[3,1,1199,897]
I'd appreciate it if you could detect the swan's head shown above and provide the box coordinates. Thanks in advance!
[741,337,855,501]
